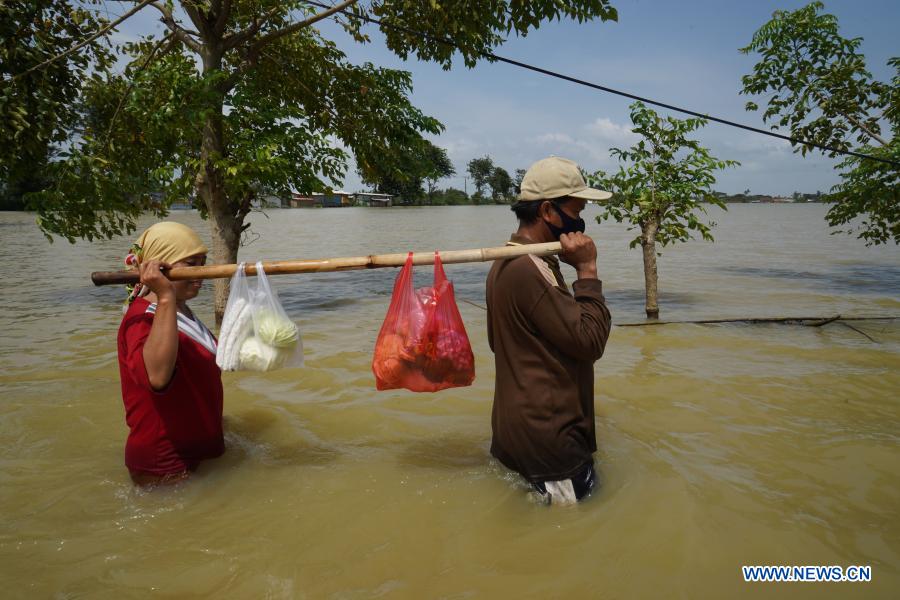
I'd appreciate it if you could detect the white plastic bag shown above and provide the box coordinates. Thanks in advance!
[244,261,303,370]
[216,262,303,372]
[216,263,253,371]
[238,337,286,371]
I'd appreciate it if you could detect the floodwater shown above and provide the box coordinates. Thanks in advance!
[1,204,898,598]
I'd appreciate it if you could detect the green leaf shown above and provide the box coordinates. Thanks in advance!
[739,1,897,244]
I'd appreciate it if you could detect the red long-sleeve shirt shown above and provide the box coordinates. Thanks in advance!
[117,298,224,476]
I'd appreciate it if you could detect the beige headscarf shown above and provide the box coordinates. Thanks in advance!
[135,221,208,265]
[124,221,208,306]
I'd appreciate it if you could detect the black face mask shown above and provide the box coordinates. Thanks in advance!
[545,201,585,239]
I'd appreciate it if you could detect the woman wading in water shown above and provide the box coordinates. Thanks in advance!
[117,222,223,486]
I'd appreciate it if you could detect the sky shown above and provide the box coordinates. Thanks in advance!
[115,0,900,195]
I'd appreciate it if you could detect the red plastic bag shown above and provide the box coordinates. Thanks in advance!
[373,252,475,392]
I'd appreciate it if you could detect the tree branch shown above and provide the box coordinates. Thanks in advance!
[214,0,232,36]
[148,2,202,54]
[180,0,212,40]
[236,190,254,221]
[616,316,897,327]
[250,0,359,51]
[838,321,878,342]
[843,111,889,147]
[788,41,890,149]
[10,0,155,81]
[809,87,889,147]
[222,5,283,50]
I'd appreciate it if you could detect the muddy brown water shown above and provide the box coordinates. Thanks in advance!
[1,205,898,598]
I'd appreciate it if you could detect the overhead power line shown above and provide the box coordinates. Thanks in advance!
[306,0,899,168]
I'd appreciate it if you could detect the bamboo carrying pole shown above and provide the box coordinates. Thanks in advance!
[90,242,563,286]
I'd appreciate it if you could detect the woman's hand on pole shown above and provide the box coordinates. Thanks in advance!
[139,259,175,301]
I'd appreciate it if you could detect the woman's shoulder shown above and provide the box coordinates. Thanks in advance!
[121,297,154,327]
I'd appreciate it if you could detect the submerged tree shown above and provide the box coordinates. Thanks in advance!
[513,168,528,195]
[590,101,738,319]
[423,144,455,204]
[2,1,619,319]
[358,135,422,203]
[467,155,494,199]
[360,139,452,204]
[487,165,513,203]
[740,1,899,245]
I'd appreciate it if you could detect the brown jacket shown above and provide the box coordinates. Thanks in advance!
[486,234,611,482]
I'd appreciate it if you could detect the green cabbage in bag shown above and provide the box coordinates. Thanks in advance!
[256,309,299,348]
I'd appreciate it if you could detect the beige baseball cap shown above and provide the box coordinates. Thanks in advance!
[517,156,612,202]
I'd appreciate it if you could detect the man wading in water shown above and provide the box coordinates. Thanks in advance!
[486,157,612,505]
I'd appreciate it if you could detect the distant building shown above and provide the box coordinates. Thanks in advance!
[320,192,344,207]
[353,192,393,207]
[286,190,394,207]
[288,193,317,208]
[288,190,355,208]
[168,192,195,210]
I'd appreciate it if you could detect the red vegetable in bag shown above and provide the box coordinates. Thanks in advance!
[372,252,475,392]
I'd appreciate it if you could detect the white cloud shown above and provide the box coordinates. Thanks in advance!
[534,133,576,145]
[522,116,638,172]
[529,132,618,171]
[586,117,639,146]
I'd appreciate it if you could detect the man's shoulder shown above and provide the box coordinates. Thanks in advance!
[490,253,559,289]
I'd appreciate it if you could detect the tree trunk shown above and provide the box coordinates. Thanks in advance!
[196,47,242,325]
[641,219,660,319]
[208,187,241,325]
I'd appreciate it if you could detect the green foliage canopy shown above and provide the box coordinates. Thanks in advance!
[0,0,113,184]
[35,17,443,240]
[369,0,617,69]
[740,1,898,244]
[590,101,739,249]
[467,156,494,197]
[488,165,513,203]
[2,0,619,248]
[359,139,453,204]
[423,143,455,201]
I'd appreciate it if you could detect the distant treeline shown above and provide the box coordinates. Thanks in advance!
[395,188,514,206]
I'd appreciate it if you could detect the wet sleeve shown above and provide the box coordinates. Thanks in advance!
[527,279,612,362]
[121,313,173,392]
